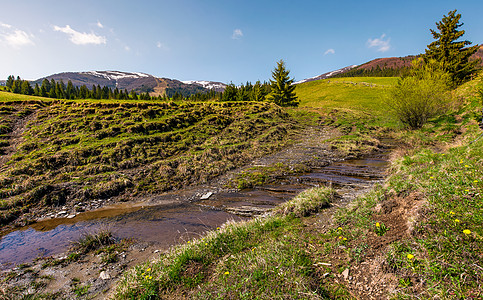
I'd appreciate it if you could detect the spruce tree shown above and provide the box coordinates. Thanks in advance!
[267,60,299,107]
[6,75,14,91]
[423,10,480,86]
[20,80,33,95]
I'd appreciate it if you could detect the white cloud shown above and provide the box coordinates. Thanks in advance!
[0,23,34,47]
[156,41,168,50]
[232,29,243,39]
[124,45,131,51]
[367,34,391,52]
[53,25,106,45]
[324,48,335,55]
[96,21,104,29]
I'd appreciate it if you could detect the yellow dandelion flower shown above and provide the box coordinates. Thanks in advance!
[224,271,229,275]
[141,272,145,276]
[465,165,469,168]
[450,211,455,215]
[430,176,434,179]
[474,180,479,183]
[337,227,343,231]
[463,229,471,235]
[343,237,347,241]
[217,227,220,230]
[465,189,470,192]
[407,254,414,260]
[339,236,343,239]
[376,222,380,227]
[454,219,460,223]
[205,243,208,246]
[146,268,151,272]
[187,241,190,243]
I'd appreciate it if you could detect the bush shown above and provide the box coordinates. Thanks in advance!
[386,60,452,129]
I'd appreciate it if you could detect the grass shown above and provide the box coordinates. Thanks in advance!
[293,77,400,156]
[227,162,310,189]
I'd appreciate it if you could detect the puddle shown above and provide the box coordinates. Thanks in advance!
[0,148,391,269]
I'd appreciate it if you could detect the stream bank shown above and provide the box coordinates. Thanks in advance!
[0,127,393,299]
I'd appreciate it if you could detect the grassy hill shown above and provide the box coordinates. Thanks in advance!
[0,92,300,228]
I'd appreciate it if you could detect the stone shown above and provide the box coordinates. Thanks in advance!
[342,268,350,280]
[99,271,110,280]
[66,214,76,219]
[200,192,213,200]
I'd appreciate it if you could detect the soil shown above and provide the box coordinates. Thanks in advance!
[0,126,404,299]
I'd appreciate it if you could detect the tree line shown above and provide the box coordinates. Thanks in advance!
[4,76,162,100]
[332,65,413,78]
[3,59,299,107]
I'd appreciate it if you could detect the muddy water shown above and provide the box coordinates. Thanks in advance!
[0,150,389,269]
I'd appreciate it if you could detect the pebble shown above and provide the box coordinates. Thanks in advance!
[66,214,76,219]
[342,268,350,280]
[99,271,110,280]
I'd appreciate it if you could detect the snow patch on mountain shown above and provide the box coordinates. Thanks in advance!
[294,65,358,84]
[182,80,226,91]
[83,71,151,81]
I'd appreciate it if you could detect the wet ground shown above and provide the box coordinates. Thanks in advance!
[0,147,389,269]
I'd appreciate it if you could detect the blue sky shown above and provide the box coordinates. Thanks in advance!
[1,0,482,84]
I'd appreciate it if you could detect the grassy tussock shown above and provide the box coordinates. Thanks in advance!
[113,187,335,299]
[274,187,336,217]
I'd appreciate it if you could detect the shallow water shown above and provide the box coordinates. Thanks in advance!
[0,150,389,269]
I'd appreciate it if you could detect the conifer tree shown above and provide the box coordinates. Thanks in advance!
[12,77,22,94]
[423,10,480,86]
[221,83,237,101]
[267,60,299,107]
[6,75,14,90]
[34,83,40,96]
[66,81,74,99]
[20,80,33,95]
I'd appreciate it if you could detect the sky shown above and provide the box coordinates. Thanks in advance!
[1,0,482,84]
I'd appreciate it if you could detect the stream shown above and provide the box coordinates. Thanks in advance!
[0,148,390,269]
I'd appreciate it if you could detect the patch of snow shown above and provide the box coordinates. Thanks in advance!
[294,65,358,84]
[182,80,226,90]
[82,71,152,81]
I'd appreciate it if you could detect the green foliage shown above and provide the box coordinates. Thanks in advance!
[374,221,389,236]
[386,60,452,129]
[423,10,480,86]
[71,229,115,254]
[332,64,412,78]
[267,60,299,107]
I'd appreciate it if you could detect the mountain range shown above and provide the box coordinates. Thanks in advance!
[31,71,226,97]
[3,45,482,93]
